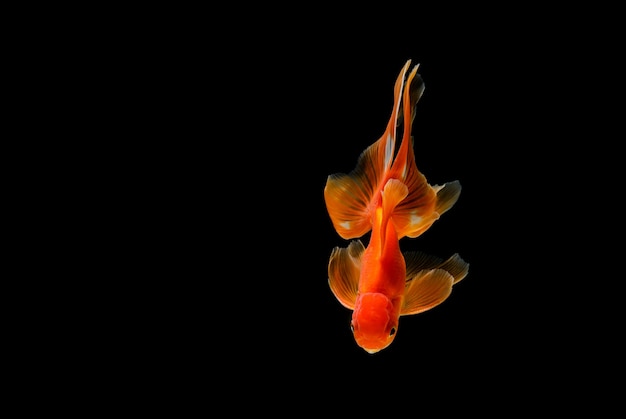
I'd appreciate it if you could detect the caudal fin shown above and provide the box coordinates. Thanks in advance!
[324,61,413,240]
[324,60,460,241]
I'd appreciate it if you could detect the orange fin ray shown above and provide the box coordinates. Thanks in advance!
[396,70,425,131]
[325,59,461,241]
[392,159,462,238]
[327,240,365,310]
[383,59,414,166]
[381,179,409,221]
[400,269,455,315]
[324,61,414,240]
[385,62,461,239]
[386,123,441,238]
[324,139,387,239]
[390,64,422,179]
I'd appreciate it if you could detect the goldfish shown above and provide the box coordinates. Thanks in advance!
[324,60,467,353]
[328,242,468,353]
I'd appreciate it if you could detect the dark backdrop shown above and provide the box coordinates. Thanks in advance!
[101,15,617,414]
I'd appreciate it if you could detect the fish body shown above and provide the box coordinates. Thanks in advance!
[324,60,467,354]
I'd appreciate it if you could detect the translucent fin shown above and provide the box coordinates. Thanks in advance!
[385,59,413,163]
[386,63,461,239]
[392,176,463,239]
[404,251,469,284]
[327,240,365,310]
[324,171,376,240]
[400,252,469,315]
[391,151,439,238]
[432,180,462,217]
[396,71,425,130]
[400,269,454,315]
[435,253,469,285]
[389,83,440,239]
[324,60,459,241]
[324,61,412,240]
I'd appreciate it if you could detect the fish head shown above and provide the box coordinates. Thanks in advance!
[351,292,401,354]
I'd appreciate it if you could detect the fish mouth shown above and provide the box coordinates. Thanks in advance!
[365,348,380,354]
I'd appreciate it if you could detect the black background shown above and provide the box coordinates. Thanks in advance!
[101,13,620,413]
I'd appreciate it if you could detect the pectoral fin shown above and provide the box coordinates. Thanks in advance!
[400,269,454,315]
[328,240,365,310]
[400,252,469,315]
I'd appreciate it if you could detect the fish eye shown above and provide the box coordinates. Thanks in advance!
[389,327,396,336]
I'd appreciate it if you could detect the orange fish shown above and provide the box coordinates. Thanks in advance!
[328,242,468,353]
[324,60,467,353]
